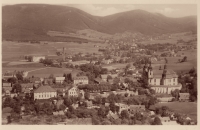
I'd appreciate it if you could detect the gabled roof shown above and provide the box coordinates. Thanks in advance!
[101,74,108,79]
[34,85,56,93]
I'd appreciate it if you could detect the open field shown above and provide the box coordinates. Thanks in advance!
[155,102,197,121]
[27,67,75,78]
[152,49,197,73]
[2,41,106,62]
[140,33,196,44]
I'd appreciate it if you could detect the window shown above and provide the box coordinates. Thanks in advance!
[173,78,175,82]
[154,79,156,82]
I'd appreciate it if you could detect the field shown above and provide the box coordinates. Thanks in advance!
[2,41,106,62]
[140,33,196,45]
[155,102,197,121]
[27,67,74,78]
[152,49,197,73]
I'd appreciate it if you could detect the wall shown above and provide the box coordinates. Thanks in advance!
[34,92,57,100]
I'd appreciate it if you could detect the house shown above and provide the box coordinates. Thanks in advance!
[2,71,16,81]
[74,76,88,85]
[85,100,93,109]
[33,85,57,100]
[2,83,12,96]
[107,110,119,120]
[55,77,65,84]
[158,97,174,102]
[29,77,41,87]
[2,82,12,87]
[10,93,18,98]
[115,103,129,113]
[31,56,45,62]
[160,116,179,125]
[72,103,79,109]
[179,93,190,101]
[53,87,66,97]
[2,107,12,124]
[43,78,54,85]
[128,105,145,113]
[100,74,108,82]
[53,111,65,116]
[94,78,107,84]
[21,83,33,93]
[67,85,80,97]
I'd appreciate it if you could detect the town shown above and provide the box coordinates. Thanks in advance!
[2,4,197,125]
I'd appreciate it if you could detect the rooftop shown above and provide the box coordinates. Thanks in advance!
[34,85,56,93]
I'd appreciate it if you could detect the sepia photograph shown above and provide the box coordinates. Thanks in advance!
[1,0,198,126]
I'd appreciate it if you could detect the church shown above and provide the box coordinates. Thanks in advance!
[143,64,182,94]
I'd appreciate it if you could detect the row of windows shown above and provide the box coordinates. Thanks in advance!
[36,94,56,98]
[150,78,176,83]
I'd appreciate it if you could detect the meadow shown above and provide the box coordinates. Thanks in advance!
[155,102,197,121]
[140,33,196,45]
[152,49,197,73]
[2,41,106,62]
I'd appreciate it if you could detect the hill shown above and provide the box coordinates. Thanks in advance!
[2,4,197,41]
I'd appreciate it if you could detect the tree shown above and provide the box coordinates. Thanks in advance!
[120,110,129,119]
[16,73,23,81]
[7,77,17,84]
[12,83,22,93]
[107,75,112,81]
[171,89,180,100]
[84,92,90,100]
[152,116,162,125]
[165,58,168,64]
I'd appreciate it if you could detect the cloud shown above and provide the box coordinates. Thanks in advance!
[68,4,136,16]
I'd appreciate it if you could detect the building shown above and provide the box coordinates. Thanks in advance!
[144,64,182,94]
[73,76,88,85]
[34,85,57,100]
[115,103,129,114]
[179,93,190,101]
[159,117,179,125]
[55,77,65,84]
[157,97,174,102]
[31,56,45,62]
[21,83,33,93]
[2,71,16,81]
[44,78,54,85]
[129,105,145,113]
[67,85,80,97]
[100,74,108,82]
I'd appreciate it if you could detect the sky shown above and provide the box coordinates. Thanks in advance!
[2,0,197,18]
[66,4,197,18]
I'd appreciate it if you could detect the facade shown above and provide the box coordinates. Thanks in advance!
[179,93,190,101]
[55,77,65,84]
[74,76,88,85]
[34,85,57,100]
[68,85,80,97]
[144,64,182,94]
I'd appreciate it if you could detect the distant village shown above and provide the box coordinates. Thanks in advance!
[2,37,197,125]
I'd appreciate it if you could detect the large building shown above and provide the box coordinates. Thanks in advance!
[34,85,57,100]
[74,76,88,85]
[143,64,182,94]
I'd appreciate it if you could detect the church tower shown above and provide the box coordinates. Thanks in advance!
[148,62,153,78]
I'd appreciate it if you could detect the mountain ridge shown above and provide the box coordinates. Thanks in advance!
[2,4,197,41]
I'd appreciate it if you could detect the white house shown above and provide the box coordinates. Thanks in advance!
[34,85,57,100]
[32,56,45,62]
[67,85,80,97]
[55,77,65,84]
[73,76,88,85]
